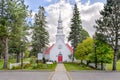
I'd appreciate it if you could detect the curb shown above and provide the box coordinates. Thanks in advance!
[69,70,120,73]
[0,70,53,72]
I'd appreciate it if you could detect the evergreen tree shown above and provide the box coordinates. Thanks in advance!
[79,29,89,43]
[0,0,10,69]
[0,0,28,68]
[94,0,120,71]
[31,6,49,57]
[68,4,82,61]
[8,0,28,63]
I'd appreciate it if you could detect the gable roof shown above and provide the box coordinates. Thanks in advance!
[44,44,54,54]
[44,43,73,54]
[66,43,73,53]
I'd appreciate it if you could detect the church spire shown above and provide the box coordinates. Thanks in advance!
[56,2,65,42]
[58,8,62,23]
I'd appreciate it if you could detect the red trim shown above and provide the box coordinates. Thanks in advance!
[66,43,73,53]
[44,43,73,54]
[44,44,54,54]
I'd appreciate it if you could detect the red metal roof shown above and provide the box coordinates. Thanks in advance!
[44,44,54,54]
[44,43,73,54]
[66,43,73,53]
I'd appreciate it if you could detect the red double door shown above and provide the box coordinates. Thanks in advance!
[58,54,62,62]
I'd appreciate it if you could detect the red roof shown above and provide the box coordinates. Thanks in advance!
[44,43,73,54]
[44,44,54,54]
[66,43,73,53]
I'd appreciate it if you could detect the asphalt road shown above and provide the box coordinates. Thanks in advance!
[0,71,51,80]
[1,71,120,80]
[70,71,120,80]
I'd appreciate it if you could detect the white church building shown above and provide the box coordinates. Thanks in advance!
[44,11,73,62]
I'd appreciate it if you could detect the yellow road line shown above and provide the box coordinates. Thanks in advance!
[48,71,55,80]
[66,71,73,80]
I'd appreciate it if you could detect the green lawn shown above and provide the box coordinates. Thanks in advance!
[0,59,16,70]
[106,60,120,71]
[0,59,3,69]
[64,62,93,71]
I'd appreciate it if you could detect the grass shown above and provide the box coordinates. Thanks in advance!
[64,62,93,71]
[0,59,16,70]
[106,60,120,71]
[0,59,3,69]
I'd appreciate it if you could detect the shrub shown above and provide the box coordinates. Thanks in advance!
[30,56,36,64]
[11,65,21,70]
[42,57,46,64]
[32,64,38,69]
[23,63,31,69]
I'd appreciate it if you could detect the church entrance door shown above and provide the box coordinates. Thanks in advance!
[58,54,62,62]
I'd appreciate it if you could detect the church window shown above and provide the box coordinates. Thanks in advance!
[58,45,62,49]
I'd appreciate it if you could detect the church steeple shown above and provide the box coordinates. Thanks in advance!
[56,4,65,42]
[58,10,62,23]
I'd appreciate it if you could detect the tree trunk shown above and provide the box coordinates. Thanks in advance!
[81,60,83,64]
[101,61,104,70]
[95,46,97,69]
[112,29,119,71]
[0,53,2,59]
[3,38,8,69]
[87,60,90,65]
[112,49,118,71]
[72,48,75,62]
[16,53,20,63]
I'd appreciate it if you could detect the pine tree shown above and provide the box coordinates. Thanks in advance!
[68,4,82,61]
[94,0,120,71]
[0,0,10,69]
[0,0,28,68]
[31,6,49,57]
[79,29,89,43]
[8,0,28,63]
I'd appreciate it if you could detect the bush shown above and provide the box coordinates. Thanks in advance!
[42,57,46,64]
[23,63,31,69]
[11,65,21,70]
[30,56,36,64]
[32,63,48,69]
[32,64,38,69]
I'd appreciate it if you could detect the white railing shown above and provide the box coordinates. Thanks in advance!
[10,61,30,69]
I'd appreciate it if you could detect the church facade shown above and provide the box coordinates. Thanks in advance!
[44,12,73,62]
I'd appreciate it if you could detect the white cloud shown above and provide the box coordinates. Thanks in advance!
[75,0,81,3]
[79,2,104,36]
[45,0,104,44]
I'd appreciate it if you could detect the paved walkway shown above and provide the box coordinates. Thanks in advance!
[51,63,69,80]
